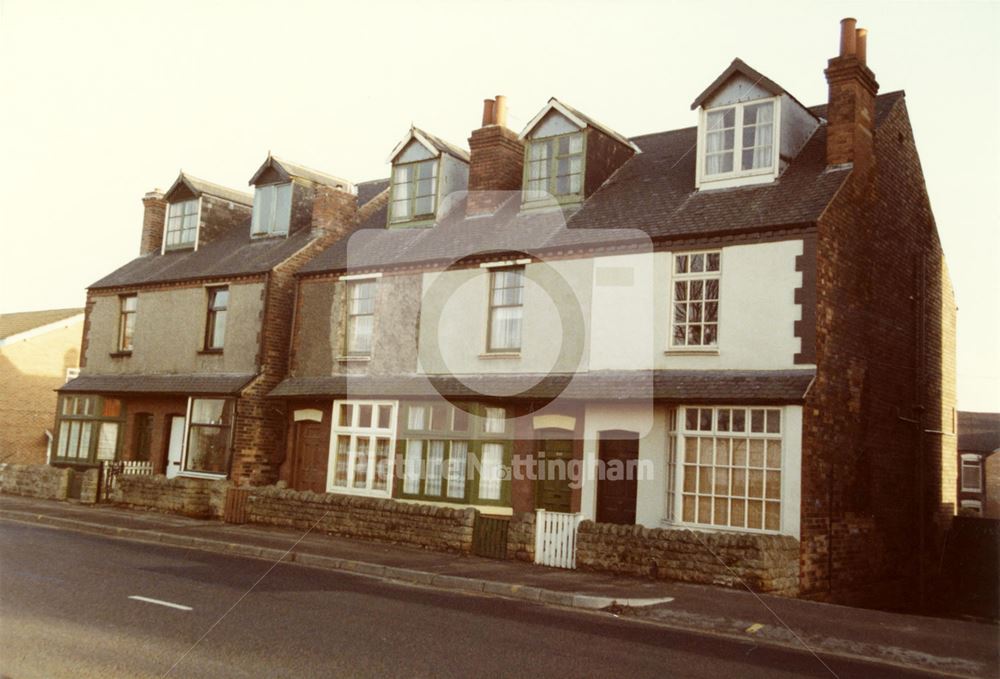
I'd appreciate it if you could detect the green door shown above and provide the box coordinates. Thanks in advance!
[536,438,573,512]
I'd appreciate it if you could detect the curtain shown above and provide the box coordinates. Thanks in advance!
[478,443,503,501]
[403,440,423,494]
[747,103,774,170]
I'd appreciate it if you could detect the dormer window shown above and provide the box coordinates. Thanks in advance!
[524,132,584,203]
[703,100,775,178]
[390,159,437,224]
[251,183,292,236]
[164,199,199,249]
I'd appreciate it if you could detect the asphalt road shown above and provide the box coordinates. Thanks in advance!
[0,520,932,679]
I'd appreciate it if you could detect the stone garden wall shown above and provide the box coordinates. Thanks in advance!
[0,463,72,500]
[247,486,476,553]
[112,475,231,519]
[576,521,800,595]
[506,511,535,563]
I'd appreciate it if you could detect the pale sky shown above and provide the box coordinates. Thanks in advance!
[1,0,997,410]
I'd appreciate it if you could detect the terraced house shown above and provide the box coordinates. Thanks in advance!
[57,19,956,606]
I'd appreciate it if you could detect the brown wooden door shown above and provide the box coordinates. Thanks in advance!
[293,421,328,493]
[536,438,573,512]
[596,430,638,525]
[133,413,154,462]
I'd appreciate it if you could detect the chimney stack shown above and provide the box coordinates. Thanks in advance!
[824,17,879,170]
[139,189,167,255]
[467,95,525,216]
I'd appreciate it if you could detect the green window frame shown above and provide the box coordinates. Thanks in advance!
[523,131,585,205]
[389,158,438,224]
[53,395,126,465]
[396,402,513,506]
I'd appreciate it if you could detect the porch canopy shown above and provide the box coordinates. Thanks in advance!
[268,369,815,404]
[59,373,256,396]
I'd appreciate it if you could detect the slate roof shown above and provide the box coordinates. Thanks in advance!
[60,373,256,396]
[521,98,640,152]
[164,172,253,206]
[300,91,905,276]
[269,369,815,403]
[0,308,84,340]
[958,411,1000,454]
[412,127,470,162]
[692,58,794,111]
[249,155,353,190]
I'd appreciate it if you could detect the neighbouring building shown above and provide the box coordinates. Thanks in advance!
[0,308,84,464]
[56,18,957,606]
[956,411,1000,518]
[54,164,363,485]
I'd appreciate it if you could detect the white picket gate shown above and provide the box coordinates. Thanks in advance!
[533,509,584,569]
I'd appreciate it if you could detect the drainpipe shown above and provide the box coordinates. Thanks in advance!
[45,429,53,465]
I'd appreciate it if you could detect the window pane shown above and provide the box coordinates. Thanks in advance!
[339,403,353,427]
[273,183,292,233]
[334,435,350,486]
[372,438,391,491]
[57,421,69,457]
[353,437,370,488]
[424,440,445,496]
[484,407,506,433]
[403,440,423,494]
[407,405,427,430]
[452,406,470,432]
[191,399,227,425]
[447,441,468,499]
[478,443,503,500]
[377,406,392,430]
[185,425,231,474]
[357,404,373,429]
[95,422,115,461]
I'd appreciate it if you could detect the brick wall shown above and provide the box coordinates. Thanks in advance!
[112,474,231,518]
[800,96,957,607]
[247,486,476,553]
[576,521,800,595]
[199,195,252,246]
[230,189,358,486]
[0,463,72,500]
[0,319,83,464]
[467,125,524,216]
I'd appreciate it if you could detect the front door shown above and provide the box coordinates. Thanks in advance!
[596,430,639,525]
[165,415,185,479]
[293,421,328,493]
[536,438,573,512]
[133,413,154,462]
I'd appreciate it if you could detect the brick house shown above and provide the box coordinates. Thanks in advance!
[54,163,364,485]
[269,18,956,605]
[0,308,84,464]
[956,411,1000,518]
[57,18,956,606]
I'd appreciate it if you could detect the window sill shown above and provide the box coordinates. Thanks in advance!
[109,351,132,359]
[664,348,719,356]
[198,348,224,355]
[337,355,371,363]
[163,244,195,253]
[251,231,289,240]
[177,471,227,480]
[479,352,521,360]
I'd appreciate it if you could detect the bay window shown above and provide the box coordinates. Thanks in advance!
[54,395,124,465]
[398,402,511,506]
[329,401,396,495]
[183,398,234,475]
[671,406,784,533]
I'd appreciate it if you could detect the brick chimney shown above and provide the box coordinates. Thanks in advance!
[139,189,167,255]
[310,185,359,240]
[824,18,880,171]
[467,95,525,216]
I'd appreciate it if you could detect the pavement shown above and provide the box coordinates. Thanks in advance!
[0,494,997,678]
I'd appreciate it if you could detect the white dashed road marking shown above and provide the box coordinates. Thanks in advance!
[128,595,193,611]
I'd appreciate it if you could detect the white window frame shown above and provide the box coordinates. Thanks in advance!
[696,96,781,190]
[668,250,721,352]
[328,400,398,497]
[960,499,983,515]
[667,405,791,535]
[960,454,983,492]
[251,182,293,236]
[162,197,201,252]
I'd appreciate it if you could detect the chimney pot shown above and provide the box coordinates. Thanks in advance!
[840,17,857,56]
[494,95,508,129]
[856,28,868,64]
[482,98,496,127]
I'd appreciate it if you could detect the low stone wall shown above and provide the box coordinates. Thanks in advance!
[112,475,232,519]
[79,468,99,504]
[506,512,535,562]
[248,486,476,553]
[576,521,800,595]
[0,463,72,500]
